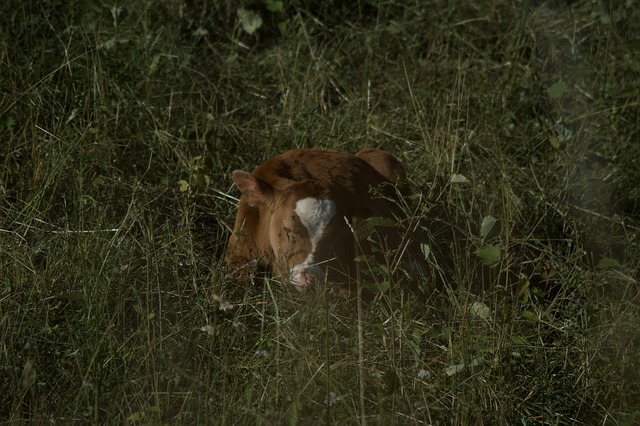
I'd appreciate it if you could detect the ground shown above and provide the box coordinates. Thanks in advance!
[1,0,639,424]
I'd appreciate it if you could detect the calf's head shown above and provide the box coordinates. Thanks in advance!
[229,171,342,291]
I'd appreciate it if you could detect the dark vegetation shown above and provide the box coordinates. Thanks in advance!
[1,0,639,424]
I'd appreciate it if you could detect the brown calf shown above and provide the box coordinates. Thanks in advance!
[224,148,423,292]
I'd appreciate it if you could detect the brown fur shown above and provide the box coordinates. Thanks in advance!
[225,148,422,291]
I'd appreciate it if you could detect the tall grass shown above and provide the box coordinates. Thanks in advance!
[1,0,639,424]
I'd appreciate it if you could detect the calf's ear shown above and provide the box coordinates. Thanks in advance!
[232,171,273,207]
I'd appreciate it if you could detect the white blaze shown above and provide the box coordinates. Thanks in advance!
[290,197,336,290]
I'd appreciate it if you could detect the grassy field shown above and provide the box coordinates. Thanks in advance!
[2,0,639,424]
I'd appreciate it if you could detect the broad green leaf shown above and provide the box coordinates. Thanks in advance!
[362,216,398,228]
[475,245,501,268]
[549,136,560,149]
[548,81,567,99]
[469,357,483,368]
[445,363,465,376]
[178,180,189,192]
[386,21,401,34]
[480,215,497,243]
[2,115,15,130]
[521,310,539,322]
[597,257,622,269]
[127,411,145,421]
[237,8,262,34]
[451,174,469,184]
[351,216,395,239]
[511,335,529,345]
[411,328,424,345]
[277,21,288,35]
[263,0,283,12]
[594,0,610,24]
[470,301,491,320]
[91,176,105,188]
[192,27,209,37]
[420,243,431,260]
[445,357,483,376]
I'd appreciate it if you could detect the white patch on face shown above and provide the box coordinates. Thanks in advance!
[289,197,336,290]
[294,197,336,250]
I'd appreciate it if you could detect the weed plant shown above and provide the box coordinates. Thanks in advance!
[1,0,639,424]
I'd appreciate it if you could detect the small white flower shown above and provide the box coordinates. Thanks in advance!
[417,369,431,379]
[255,350,269,358]
[200,324,215,335]
[212,294,234,311]
[324,392,345,406]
